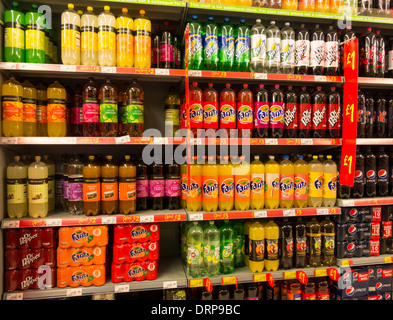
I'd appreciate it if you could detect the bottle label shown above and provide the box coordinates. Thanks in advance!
[37,101,47,124]
[302,292,316,300]
[165,108,180,126]
[81,27,98,52]
[251,173,264,199]
[70,106,83,124]
[187,244,202,264]
[287,291,302,300]
[149,179,165,198]
[322,234,335,256]
[249,239,264,262]
[83,178,100,202]
[237,102,253,129]
[119,177,137,201]
[189,32,203,60]
[181,174,188,200]
[136,179,149,198]
[222,243,234,261]
[307,234,321,256]
[125,104,144,124]
[266,37,280,64]
[283,238,294,258]
[100,101,118,123]
[4,24,24,50]
[310,40,325,67]
[219,176,234,200]
[280,174,295,200]
[25,26,45,51]
[361,44,376,66]
[235,177,250,199]
[22,98,37,123]
[83,103,100,123]
[327,104,340,130]
[376,109,387,124]
[298,103,312,129]
[134,30,151,57]
[309,171,323,197]
[7,179,27,204]
[312,103,326,130]
[296,236,307,256]
[63,177,69,199]
[280,39,295,67]
[295,39,310,67]
[220,102,236,129]
[323,172,337,199]
[266,173,279,199]
[284,103,297,129]
[101,177,118,201]
[68,177,83,202]
[388,50,393,71]
[294,174,308,200]
[28,179,48,203]
[188,177,202,202]
[235,36,251,62]
[189,100,203,128]
[2,95,23,122]
[98,25,116,51]
[116,29,133,55]
[61,23,80,50]
[204,242,220,264]
[47,99,67,123]
[203,102,218,129]
[317,292,330,300]
[269,102,284,128]
[159,44,174,62]
[204,33,219,63]
[254,102,269,129]
[180,103,187,129]
[266,239,278,260]
[203,178,219,201]
[251,33,267,63]
[220,34,235,62]
[325,41,339,68]
[166,179,181,197]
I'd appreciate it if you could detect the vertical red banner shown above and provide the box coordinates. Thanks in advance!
[339,38,358,187]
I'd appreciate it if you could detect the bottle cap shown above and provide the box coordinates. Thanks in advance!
[122,8,128,13]
[164,21,169,26]
[298,155,303,159]
[104,5,110,11]
[208,83,213,87]
[367,27,372,32]
[209,221,214,225]
[208,16,213,20]
[35,156,41,161]
[240,19,245,23]
[270,21,275,24]
[192,15,197,19]
[288,85,292,89]
[105,155,113,160]
[256,19,261,23]
[87,6,93,12]
[313,155,318,159]
[140,9,145,15]
[259,84,264,88]
[88,155,95,160]
[124,155,130,160]
[317,86,321,90]
[68,3,74,10]
[14,156,20,161]
[243,84,248,88]
[283,155,289,159]
[192,82,198,86]
[12,1,18,7]
[285,22,290,26]
[254,155,259,160]
[327,155,332,159]
[274,84,279,88]
[225,83,231,87]
[224,17,229,22]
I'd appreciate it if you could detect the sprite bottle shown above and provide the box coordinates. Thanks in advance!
[234,19,251,72]
[219,17,235,71]
[266,21,281,74]
[219,219,235,274]
[4,1,25,62]
[188,15,203,70]
[204,16,219,71]
[250,19,266,73]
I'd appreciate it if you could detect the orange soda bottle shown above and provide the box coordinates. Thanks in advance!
[234,155,251,211]
[218,155,234,211]
[250,155,265,210]
[299,0,315,11]
[279,155,295,209]
[189,82,203,138]
[282,0,298,10]
[187,156,202,212]
[314,0,329,12]
[203,155,219,212]
[329,0,344,13]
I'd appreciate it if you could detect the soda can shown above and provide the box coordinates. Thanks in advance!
[357,222,372,240]
[355,240,363,257]
[336,241,356,259]
[337,223,358,241]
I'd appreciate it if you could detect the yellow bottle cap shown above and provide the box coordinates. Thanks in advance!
[122,8,128,13]
[77,10,83,15]
[313,155,318,159]
[140,9,145,15]
[104,5,110,11]
[68,3,74,10]
[87,6,93,12]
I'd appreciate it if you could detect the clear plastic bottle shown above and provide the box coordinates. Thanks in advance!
[36,83,48,136]
[266,21,281,73]
[2,75,23,137]
[203,221,220,276]
[47,80,67,137]
[25,4,45,63]
[234,19,251,72]
[7,155,27,218]
[116,8,133,68]
[280,22,295,74]
[21,80,37,137]
[68,155,84,215]
[61,3,81,65]
[81,6,98,66]
[98,6,116,67]
[4,1,25,63]
[250,19,266,73]
[308,155,323,207]
[42,154,55,212]
[55,156,64,209]
[219,219,235,274]
[187,221,204,278]
[28,156,48,218]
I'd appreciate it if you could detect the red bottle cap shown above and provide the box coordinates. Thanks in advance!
[243,84,248,88]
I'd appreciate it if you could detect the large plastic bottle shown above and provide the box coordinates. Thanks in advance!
[265,155,280,209]
[218,155,234,211]
[28,156,48,218]
[203,221,220,276]
[233,222,245,268]
[280,22,295,74]
[101,155,118,215]
[47,81,67,137]
[187,156,203,212]
[294,155,309,208]
[266,21,281,74]
[61,3,81,65]
[306,216,321,267]
[234,155,251,211]
[119,155,136,215]
[264,219,279,271]
[219,17,235,71]
[98,6,116,67]
[188,15,203,70]
[250,19,266,73]
[99,78,118,137]
[295,24,310,75]
[219,219,235,274]
[81,6,98,66]
[159,21,174,69]
[36,83,48,136]
[279,155,295,209]
[204,17,219,70]
[42,154,55,212]
[234,19,251,72]
[322,155,337,207]
[124,80,144,137]
[83,155,101,216]
[68,155,84,215]
[134,10,151,68]
[187,221,204,278]
[116,8,133,68]
[248,220,265,273]
[82,77,100,137]
[25,4,45,63]
[310,24,325,76]
[250,155,265,210]
[308,155,323,207]
[22,80,37,137]
[202,155,219,212]
[4,2,25,62]
[7,155,27,218]
[2,75,23,137]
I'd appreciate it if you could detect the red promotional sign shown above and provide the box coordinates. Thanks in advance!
[203,278,213,293]
[296,270,308,284]
[339,38,358,187]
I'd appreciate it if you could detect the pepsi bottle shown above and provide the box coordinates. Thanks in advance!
[365,93,375,138]
[377,146,389,197]
[284,85,298,138]
[387,93,393,138]
[352,147,365,198]
[375,92,387,138]
[357,89,366,138]
[365,146,377,197]
[327,86,341,138]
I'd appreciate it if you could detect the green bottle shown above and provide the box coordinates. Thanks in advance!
[219,17,235,71]
[219,219,234,274]
[233,221,245,268]
[188,15,203,70]
[203,221,220,276]
[25,4,46,63]
[4,1,25,62]
[234,19,251,72]
[44,27,50,63]
[203,16,219,71]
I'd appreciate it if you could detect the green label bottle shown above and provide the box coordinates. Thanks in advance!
[203,16,219,71]
[4,1,25,62]
[188,15,203,71]
[219,17,235,72]
[25,4,46,64]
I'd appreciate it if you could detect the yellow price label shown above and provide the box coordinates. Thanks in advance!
[189,279,204,288]
[314,268,328,277]
[253,274,267,282]
[384,256,393,263]
[283,271,297,280]
[341,260,350,266]
[221,276,237,286]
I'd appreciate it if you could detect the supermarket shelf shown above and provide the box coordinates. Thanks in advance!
[2,256,187,300]
[336,254,393,267]
[187,206,341,221]
[358,77,393,88]
[337,197,393,207]
[1,210,187,229]
[356,138,393,145]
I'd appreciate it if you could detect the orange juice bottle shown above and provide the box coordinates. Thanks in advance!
[22,80,37,137]
[187,156,202,212]
[314,0,329,12]
[218,155,234,211]
[2,75,23,137]
[329,0,344,13]
[47,80,67,137]
[203,155,219,212]
[282,0,298,10]
[234,155,250,211]
[299,0,315,11]
[134,10,151,68]
[250,155,265,210]
[36,83,48,137]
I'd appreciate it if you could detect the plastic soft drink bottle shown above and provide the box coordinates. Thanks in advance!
[218,155,234,211]
[61,3,80,65]
[47,81,67,137]
[67,155,83,215]
[204,17,219,71]
[311,87,327,138]
[189,82,203,138]
[125,80,144,137]
[150,160,165,211]
[159,21,173,69]
[310,25,325,76]
[298,87,312,138]
[294,155,309,208]
[321,217,335,266]
[340,26,356,76]
[99,78,118,137]
[219,220,235,274]
[180,163,188,209]
[280,22,295,74]
[306,217,321,267]
[375,92,387,138]
[101,155,118,215]
[237,84,253,139]
[365,93,374,137]
[81,6,98,66]
[280,218,294,270]
[265,155,280,209]
[233,222,245,268]
[266,21,281,73]
[387,93,393,138]
[118,155,136,215]
[165,161,180,210]
[83,155,101,216]
[265,219,279,271]
[136,159,149,211]
[219,84,236,139]
[248,220,265,273]
[203,221,220,276]
[279,155,295,209]
[308,155,323,207]
[7,155,27,218]
[284,86,298,138]
[234,19,251,72]
[270,85,285,138]
[299,0,315,10]
[2,75,23,137]
[250,155,265,210]
[254,84,269,138]
[294,217,307,268]
[151,25,160,68]
[203,156,219,212]
[327,87,341,138]
[98,6,116,67]
[187,156,203,212]
[4,2,25,63]
[188,15,203,70]
[134,10,151,68]
[234,155,251,210]
[325,25,339,76]
[42,155,55,212]
[377,147,389,197]
[219,17,235,71]
[187,221,204,278]
[322,155,337,207]
[70,84,83,136]
[28,156,48,218]
[357,89,366,138]
[116,8,133,68]
[25,4,45,63]
[83,77,100,137]
[203,83,219,134]
[164,86,180,137]
[244,219,254,266]
[295,24,310,75]
[36,83,47,137]
[22,80,37,137]
[336,152,351,199]
[360,28,376,77]
[250,19,266,73]
[352,147,365,198]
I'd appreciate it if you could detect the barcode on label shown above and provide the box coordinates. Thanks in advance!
[163,281,178,289]
[155,69,170,75]
[115,135,131,144]
[102,67,116,73]
[254,210,268,218]
[283,210,296,217]
[317,208,329,215]
[265,139,278,145]
[189,213,203,221]
[115,284,130,293]
[46,219,62,227]
[102,216,117,224]
[60,65,77,72]
[189,70,202,77]
[314,76,326,82]
[67,288,82,297]
[6,293,23,300]
[140,215,154,223]
[254,73,268,79]
[301,139,313,145]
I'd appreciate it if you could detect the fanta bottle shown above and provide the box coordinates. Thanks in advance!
[203,155,219,212]
[294,155,309,208]
[181,163,188,209]
[234,155,251,211]
[244,219,254,266]
[218,155,234,211]
[134,10,151,68]
[248,220,265,273]
[322,155,337,207]
[116,8,133,68]
[237,84,253,139]
[265,155,280,209]
[187,156,202,212]
[219,83,236,139]
[203,83,219,135]
[189,82,203,138]
[279,155,295,209]
[314,0,329,12]
[250,155,265,210]
[264,219,279,271]
[308,155,323,207]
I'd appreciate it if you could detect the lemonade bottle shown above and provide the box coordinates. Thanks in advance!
[234,155,251,211]
[2,75,23,137]
[7,155,27,218]
[249,220,265,273]
[25,4,45,63]
[294,155,309,208]
[36,83,48,136]
[61,3,81,65]
[265,155,280,209]
[28,156,48,218]
[134,10,151,68]
[218,155,234,211]
[42,154,55,212]
[187,221,204,278]
[81,6,98,66]
[98,6,116,67]
[22,80,37,137]
[322,155,337,207]
[203,155,219,212]
[244,219,254,266]
[4,1,25,63]
[47,80,67,137]
[181,163,188,208]
[308,155,323,207]
[187,156,203,212]
[279,155,295,209]
[264,219,279,271]
[219,219,235,274]
[203,221,220,276]
[116,8,133,67]
[250,155,265,210]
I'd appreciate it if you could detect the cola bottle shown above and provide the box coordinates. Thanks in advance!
[340,26,356,76]
[364,146,377,198]
[295,24,310,75]
[360,27,377,77]
[284,86,297,138]
[270,84,284,138]
[327,86,341,138]
[311,87,326,138]
[377,146,389,197]
[375,92,387,138]
[310,24,325,76]
[389,149,393,196]
[325,25,339,76]
[375,30,386,78]
[388,38,393,78]
[388,93,393,138]
[352,147,365,198]
[357,89,366,138]
[298,87,312,138]
[365,93,375,138]
[336,151,351,199]
[254,84,269,138]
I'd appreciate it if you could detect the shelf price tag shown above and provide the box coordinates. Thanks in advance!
[189,213,203,221]
[221,276,237,286]
[283,270,297,280]
[155,69,170,75]
[327,267,340,281]
[253,273,267,282]
[254,210,268,218]
[5,293,23,300]
[189,278,204,288]
[283,209,296,217]
[102,216,117,224]
[265,139,278,145]
[314,268,328,277]
[296,270,308,284]
[140,215,154,223]
[115,284,130,293]
[2,220,20,228]
[384,256,393,263]
[45,219,62,227]
[66,288,82,297]
[317,208,329,215]
[266,273,274,288]
[163,281,178,289]
[254,73,267,80]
